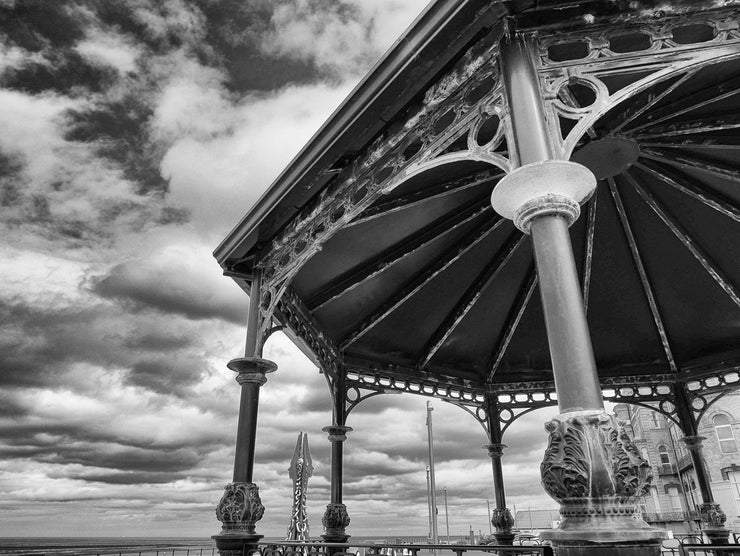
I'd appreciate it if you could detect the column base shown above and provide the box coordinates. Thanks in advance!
[540,539,662,556]
[212,534,264,556]
[540,506,667,556]
[492,531,515,545]
[321,534,351,543]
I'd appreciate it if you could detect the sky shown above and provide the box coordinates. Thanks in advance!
[0,0,562,538]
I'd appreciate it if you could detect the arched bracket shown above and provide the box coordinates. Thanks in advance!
[441,399,490,438]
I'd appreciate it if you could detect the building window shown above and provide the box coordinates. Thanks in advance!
[729,471,740,515]
[658,445,671,465]
[714,414,737,454]
[667,486,682,511]
[651,411,662,428]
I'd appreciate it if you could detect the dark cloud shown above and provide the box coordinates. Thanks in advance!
[128,357,202,395]
[78,471,187,485]
[91,260,247,325]
[0,296,212,398]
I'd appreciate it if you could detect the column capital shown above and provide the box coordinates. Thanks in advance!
[483,443,507,458]
[323,425,353,442]
[491,160,595,233]
[491,507,515,535]
[322,502,351,541]
[228,357,277,386]
[680,435,706,451]
[215,482,265,536]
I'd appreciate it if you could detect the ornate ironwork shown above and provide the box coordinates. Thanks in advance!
[321,503,351,539]
[540,411,656,544]
[272,286,342,378]
[257,32,507,299]
[216,482,265,535]
[286,433,313,542]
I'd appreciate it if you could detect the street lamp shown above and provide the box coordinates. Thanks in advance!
[444,486,450,544]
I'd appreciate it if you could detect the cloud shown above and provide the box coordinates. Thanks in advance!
[90,242,248,324]
[261,0,431,79]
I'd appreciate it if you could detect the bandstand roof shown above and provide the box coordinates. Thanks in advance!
[215,0,740,400]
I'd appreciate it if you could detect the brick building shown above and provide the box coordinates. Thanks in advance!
[615,391,740,532]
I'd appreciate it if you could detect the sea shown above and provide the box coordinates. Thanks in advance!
[0,536,474,556]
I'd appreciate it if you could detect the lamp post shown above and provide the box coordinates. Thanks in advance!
[426,402,439,550]
[444,487,450,544]
[487,500,492,535]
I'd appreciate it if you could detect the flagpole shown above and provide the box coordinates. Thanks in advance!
[426,466,433,541]
[426,401,439,548]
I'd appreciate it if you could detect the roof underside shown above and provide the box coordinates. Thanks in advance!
[217,1,740,391]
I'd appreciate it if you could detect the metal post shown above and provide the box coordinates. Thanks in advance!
[675,382,729,544]
[322,372,352,544]
[427,402,439,546]
[233,271,271,483]
[444,487,450,544]
[486,500,492,535]
[484,395,514,545]
[492,34,663,555]
[214,269,277,555]
[427,466,433,540]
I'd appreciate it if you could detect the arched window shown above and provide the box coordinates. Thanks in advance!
[714,414,736,454]
[658,445,671,465]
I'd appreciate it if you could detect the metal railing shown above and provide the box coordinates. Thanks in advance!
[256,541,553,556]
[13,547,218,556]
[661,535,740,555]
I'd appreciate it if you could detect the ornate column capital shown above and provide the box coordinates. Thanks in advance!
[700,502,727,529]
[322,425,353,443]
[215,482,265,536]
[228,357,277,386]
[539,411,666,547]
[491,160,596,233]
[491,508,514,538]
[321,502,351,541]
[483,443,507,459]
[680,435,706,451]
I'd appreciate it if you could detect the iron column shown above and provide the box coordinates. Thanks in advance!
[484,394,514,544]
[322,371,352,544]
[491,35,663,555]
[215,269,277,556]
[675,382,729,544]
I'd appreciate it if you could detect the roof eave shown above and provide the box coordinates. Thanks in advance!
[213,0,513,269]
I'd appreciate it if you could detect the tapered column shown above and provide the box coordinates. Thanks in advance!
[491,36,665,556]
[214,271,277,556]
[322,373,352,544]
[484,395,514,545]
[675,383,729,544]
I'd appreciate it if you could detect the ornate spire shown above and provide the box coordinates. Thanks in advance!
[286,432,313,541]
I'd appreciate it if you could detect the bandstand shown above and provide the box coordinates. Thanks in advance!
[212,1,740,555]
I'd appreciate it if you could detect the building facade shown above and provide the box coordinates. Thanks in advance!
[615,391,740,532]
